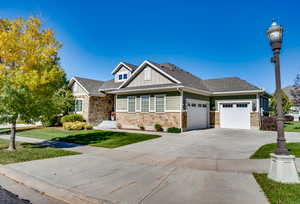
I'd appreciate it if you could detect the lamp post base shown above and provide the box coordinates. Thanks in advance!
[268,153,300,183]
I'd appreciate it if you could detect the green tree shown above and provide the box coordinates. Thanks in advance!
[0,17,66,151]
[270,90,293,116]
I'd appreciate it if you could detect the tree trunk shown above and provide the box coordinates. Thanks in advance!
[8,120,17,151]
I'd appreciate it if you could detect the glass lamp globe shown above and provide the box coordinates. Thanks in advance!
[267,20,283,43]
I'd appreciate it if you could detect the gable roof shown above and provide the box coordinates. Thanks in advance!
[203,77,261,92]
[72,60,263,96]
[70,77,104,95]
[111,62,138,74]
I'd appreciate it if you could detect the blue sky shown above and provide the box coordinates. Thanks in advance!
[1,0,300,92]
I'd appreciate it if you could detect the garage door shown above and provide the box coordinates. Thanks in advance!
[220,102,251,129]
[187,100,208,130]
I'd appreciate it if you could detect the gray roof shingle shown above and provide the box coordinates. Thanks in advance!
[203,77,261,92]
[73,77,104,94]
[123,62,138,71]
[283,86,295,100]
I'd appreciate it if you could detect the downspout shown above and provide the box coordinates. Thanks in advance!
[177,88,183,132]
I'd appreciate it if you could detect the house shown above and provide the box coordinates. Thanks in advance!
[283,86,300,121]
[69,60,269,131]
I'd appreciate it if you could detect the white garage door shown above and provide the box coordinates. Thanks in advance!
[187,100,208,130]
[220,102,251,129]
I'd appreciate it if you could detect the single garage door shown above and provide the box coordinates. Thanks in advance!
[220,102,251,129]
[187,100,208,130]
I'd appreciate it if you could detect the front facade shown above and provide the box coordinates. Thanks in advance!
[69,60,269,131]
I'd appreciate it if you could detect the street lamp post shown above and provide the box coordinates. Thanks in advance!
[266,20,299,183]
[267,20,289,155]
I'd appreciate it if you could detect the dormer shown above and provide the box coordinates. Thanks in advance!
[112,62,137,83]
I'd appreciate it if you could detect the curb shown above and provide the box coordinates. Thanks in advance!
[0,165,113,204]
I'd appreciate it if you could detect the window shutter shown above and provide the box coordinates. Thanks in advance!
[156,95,165,112]
[128,96,135,112]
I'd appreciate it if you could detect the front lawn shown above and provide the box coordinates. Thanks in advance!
[254,173,300,204]
[16,128,161,148]
[285,121,300,132]
[0,139,79,164]
[250,143,300,159]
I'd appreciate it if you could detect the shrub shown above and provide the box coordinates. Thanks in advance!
[167,127,181,133]
[154,124,163,132]
[41,115,63,127]
[84,124,93,130]
[61,114,84,123]
[138,125,145,130]
[63,122,90,130]
[284,115,294,122]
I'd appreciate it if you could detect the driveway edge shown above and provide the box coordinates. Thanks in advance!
[0,165,113,204]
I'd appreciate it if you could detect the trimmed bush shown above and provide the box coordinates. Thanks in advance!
[63,122,92,130]
[154,124,163,132]
[138,125,145,130]
[61,114,84,123]
[167,127,181,133]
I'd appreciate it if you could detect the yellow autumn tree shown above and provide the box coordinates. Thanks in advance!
[0,17,66,151]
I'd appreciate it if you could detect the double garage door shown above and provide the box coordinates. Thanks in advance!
[187,99,209,130]
[220,102,251,129]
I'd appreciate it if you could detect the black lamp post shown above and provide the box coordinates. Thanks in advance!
[266,20,289,155]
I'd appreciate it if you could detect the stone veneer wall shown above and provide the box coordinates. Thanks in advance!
[88,95,114,125]
[116,112,181,130]
[210,111,220,127]
[250,112,260,129]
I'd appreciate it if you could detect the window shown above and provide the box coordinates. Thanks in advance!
[203,104,207,108]
[155,95,165,112]
[128,96,135,113]
[119,74,123,80]
[191,103,196,107]
[75,99,83,112]
[141,95,150,112]
[222,104,233,108]
[144,68,151,80]
[237,103,248,108]
[123,74,128,79]
[198,104,202,108]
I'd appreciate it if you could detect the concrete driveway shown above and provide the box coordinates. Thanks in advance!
[2,128,300,204]
[117,128,300,159]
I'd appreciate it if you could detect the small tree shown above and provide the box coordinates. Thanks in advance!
[291,74,300,106]
[0,17,66,151]
[269,90,292,116]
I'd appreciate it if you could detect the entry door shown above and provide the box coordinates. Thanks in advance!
[187,100,208,130]
[220,103,251,129]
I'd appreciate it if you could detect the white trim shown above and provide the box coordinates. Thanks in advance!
[256,93,260,113]
[69,77,90,95]
[135,96,141,112]
[182,87,211,96]
[73,93,88,96]
[212,89,264,95]
[154,94,166,113]
[127,96,136,113]
[74,98,84,114]
[140,95,150,113]
[119,60,182,89]
[111,62,133,75]
[115,95,128,112]
[215,100,253,112]
[109,85,184,94]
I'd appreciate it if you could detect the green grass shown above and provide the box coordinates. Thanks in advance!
[0,139,79,165]
[250,143,300,159]
[285,122,300,132]
[0,128,9,134]
[254,173,300,204]
[16,128,161,148]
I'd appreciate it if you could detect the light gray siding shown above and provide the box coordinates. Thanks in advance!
[116,95,127,111]
[114,66,132,83]
[115,91,181,112]
[72,82,87,95]
[127,65,173,87]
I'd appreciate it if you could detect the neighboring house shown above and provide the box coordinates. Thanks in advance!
[69,60,269,131]
[283,86,300,121]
